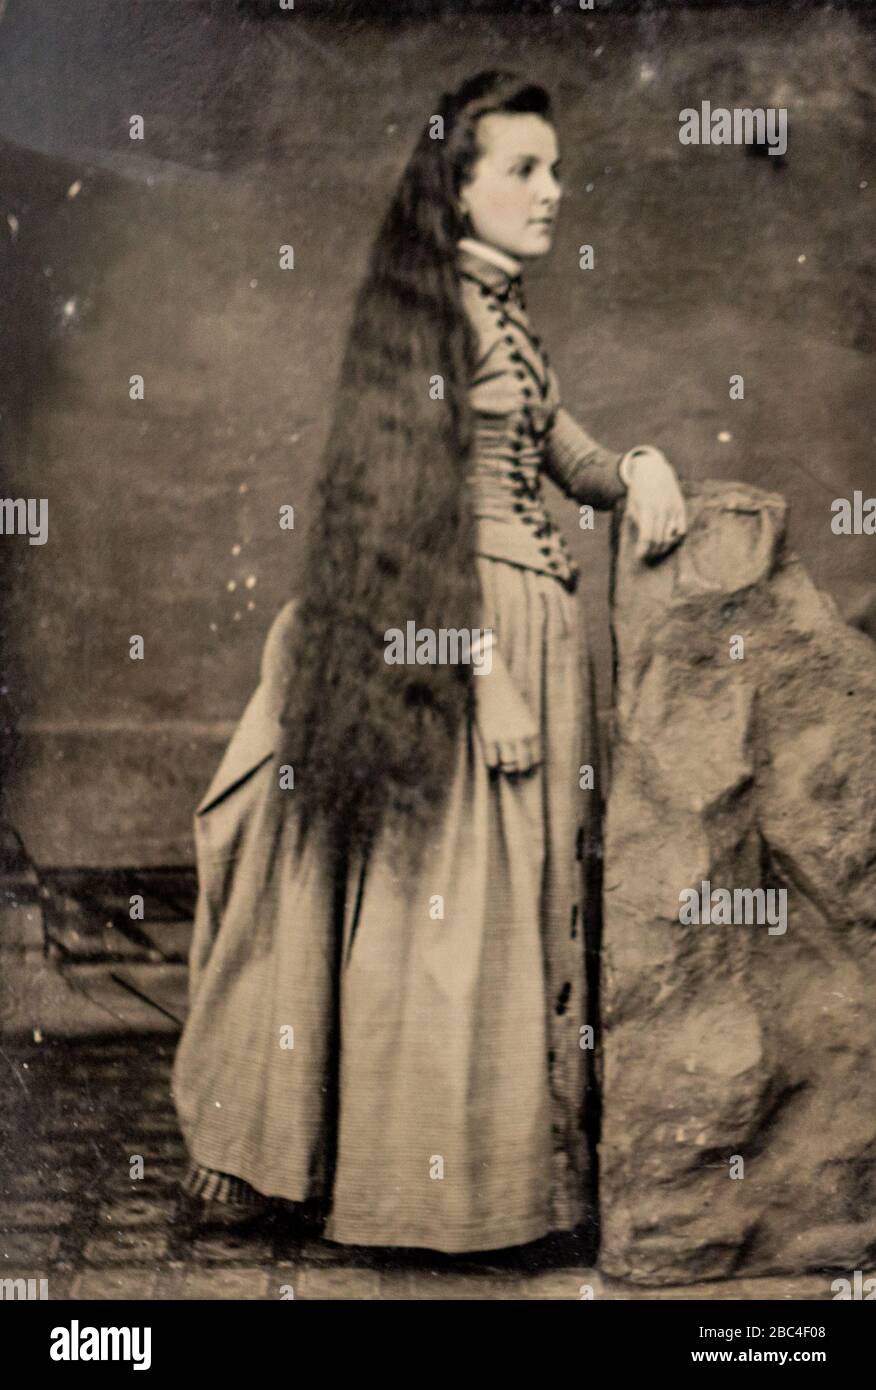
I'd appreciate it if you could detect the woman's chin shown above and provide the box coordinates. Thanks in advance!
[518,230,555,259]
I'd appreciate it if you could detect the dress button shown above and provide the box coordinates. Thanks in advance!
[504,335,515,345]
[522,387,533,398]
[514,370,525,380]
[509,350,522,362]
[522,516,534,526]
[513,503,525,513]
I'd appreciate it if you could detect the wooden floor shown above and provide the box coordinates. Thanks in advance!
[0,1033,858,1302]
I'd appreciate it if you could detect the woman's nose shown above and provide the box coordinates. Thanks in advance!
[536,171,562,205]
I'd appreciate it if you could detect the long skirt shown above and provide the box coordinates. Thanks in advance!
[171,556,600,1252]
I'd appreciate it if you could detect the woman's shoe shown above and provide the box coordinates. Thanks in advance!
[272,1197,326,1245]
[176,1188,271,1232]
[178,1162,271,1229]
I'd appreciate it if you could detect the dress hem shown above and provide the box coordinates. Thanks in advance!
[323,1212,573,1254]
[183,1157,580,1254]
[183,1151,317,1207]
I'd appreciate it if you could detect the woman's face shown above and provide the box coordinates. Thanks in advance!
[458,112,562,261]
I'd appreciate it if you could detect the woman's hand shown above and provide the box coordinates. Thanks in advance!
[474,648,541,776]
[623,447,688,561]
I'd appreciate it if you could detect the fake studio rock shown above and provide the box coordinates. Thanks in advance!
[600,480,876,1285]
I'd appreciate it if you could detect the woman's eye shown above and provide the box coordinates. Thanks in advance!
[514,162,536,179]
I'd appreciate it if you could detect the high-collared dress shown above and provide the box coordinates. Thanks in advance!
[171,241,629,1252]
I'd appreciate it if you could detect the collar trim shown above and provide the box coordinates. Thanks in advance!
[457,237,524,292]
[457,237,523,279]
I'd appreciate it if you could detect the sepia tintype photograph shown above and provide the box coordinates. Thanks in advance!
[1,0,874,1343]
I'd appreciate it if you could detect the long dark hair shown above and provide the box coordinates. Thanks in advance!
[280,71,554,865]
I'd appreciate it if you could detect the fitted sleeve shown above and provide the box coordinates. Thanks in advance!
[544,406,627,510]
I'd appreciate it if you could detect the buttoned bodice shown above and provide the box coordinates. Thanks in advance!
[459,245,626,591]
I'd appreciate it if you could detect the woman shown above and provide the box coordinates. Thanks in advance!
[171,70,686,1253]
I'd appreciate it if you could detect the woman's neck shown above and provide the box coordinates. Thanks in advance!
[457,236,523,279]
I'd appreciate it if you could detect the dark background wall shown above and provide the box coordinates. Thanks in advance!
[1,0,873,867]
